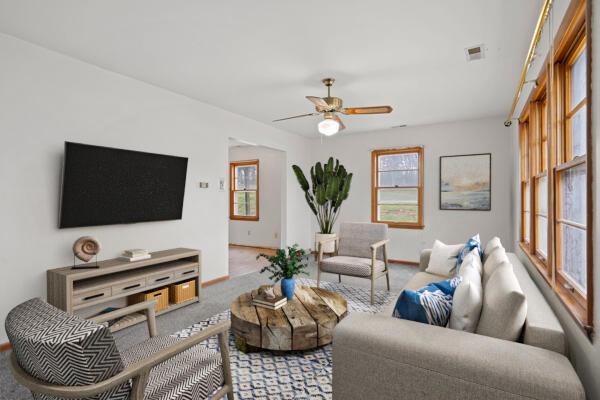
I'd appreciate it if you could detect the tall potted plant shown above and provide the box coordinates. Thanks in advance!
[292,157,353,253]
[257,245,309,300]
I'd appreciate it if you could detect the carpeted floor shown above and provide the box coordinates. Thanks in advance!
[0,261,416,400]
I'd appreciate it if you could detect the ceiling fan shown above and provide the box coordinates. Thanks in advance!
[273,78,393,136]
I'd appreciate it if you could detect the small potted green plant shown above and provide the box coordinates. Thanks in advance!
[257,244,309,300]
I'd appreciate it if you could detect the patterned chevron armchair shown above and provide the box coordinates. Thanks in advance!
[317,222,390,304]
[6,298,234,400]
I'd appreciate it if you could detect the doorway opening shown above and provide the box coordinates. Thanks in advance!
[228,139,286,278]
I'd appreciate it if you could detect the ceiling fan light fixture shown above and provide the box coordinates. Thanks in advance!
[318,118,340,136]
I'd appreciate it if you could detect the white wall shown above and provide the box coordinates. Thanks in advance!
[229,145,284,248]
[510,2,600,399]
[0,34,312,343]
[310,117,513,262]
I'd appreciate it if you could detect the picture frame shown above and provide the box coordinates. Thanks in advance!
[439,153,491,211]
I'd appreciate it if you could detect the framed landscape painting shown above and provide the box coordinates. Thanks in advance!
[440,153,491,211]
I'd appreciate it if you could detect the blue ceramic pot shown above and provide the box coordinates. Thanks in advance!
[281,278,296,300]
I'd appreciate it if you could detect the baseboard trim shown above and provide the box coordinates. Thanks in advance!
[0,342,11,352]
[201,275,230,288]
[229,244,279,251]
[389,259,419,267]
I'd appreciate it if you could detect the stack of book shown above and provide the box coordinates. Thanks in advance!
[252,293,287,310]
[120,249,151,262]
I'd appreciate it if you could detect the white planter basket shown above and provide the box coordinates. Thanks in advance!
[315,233,337,254]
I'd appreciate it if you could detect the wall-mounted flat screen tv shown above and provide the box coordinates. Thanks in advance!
[59,142,188,228]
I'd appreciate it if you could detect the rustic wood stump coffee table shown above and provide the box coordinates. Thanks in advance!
[230,284,348,352]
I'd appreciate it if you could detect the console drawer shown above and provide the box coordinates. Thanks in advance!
[174,265,199,279]
[73,287,111,306]
[112,279,146,296]
[146,273,174,286]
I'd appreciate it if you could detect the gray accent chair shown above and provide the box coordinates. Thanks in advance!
[317,222,390,304]
[6,298,234,400]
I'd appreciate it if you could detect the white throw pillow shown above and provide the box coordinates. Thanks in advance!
[476,263,527,341]
[483,237,502,262]
[482,246,510,286]
[449,250,483,332]
[426,240,464,277]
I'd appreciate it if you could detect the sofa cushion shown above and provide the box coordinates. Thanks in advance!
[483,236,502,262]
[392,277,462,326]
[508,253,567,355]
[426,240,463,276]
[482,246,510,286]
[477,264,527,341]
[320,255,385,277]
[449,250,483,332]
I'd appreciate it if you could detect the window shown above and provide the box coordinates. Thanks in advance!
[518,0,592,332]
[533,86,549,266]
[371,147,424,229]
[555,31,588,311]
[229,160,259,221]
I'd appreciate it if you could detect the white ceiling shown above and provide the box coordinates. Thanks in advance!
[0,0,541,137]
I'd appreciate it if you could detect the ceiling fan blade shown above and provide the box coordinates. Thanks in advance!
[306,96,329,108]
[333,114,346,131]
[342,106,393,115]
[272,112,320,122]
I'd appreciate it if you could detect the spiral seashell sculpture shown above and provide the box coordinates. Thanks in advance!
[73,236,102,262]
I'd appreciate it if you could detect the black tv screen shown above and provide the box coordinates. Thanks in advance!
[59,142,188,228]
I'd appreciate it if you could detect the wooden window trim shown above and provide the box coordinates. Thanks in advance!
[519,119,531,247]
[519,0,593,336]
[532,81,549,270]
[371,147,424,229]
[229,159,259,221]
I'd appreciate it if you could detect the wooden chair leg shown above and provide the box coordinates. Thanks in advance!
[370,276,375,305]
[385,270,390,291]
[218,331,234,400]
[338,274,341,283]
[317,266,321,288]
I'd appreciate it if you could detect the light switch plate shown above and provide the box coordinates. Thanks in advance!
[199,182,209,189]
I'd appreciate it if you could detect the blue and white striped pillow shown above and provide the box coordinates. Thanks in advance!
[456,234,482,271]
[392,277,462,326]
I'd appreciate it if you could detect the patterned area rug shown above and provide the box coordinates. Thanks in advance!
[173,278,399,400]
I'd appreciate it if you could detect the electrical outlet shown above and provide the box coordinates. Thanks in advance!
[274,232,278,239]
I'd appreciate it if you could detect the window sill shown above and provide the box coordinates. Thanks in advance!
[230,216,259,221]
[518,242,593,339]
[379,222,424,230]
[520,242,551,284]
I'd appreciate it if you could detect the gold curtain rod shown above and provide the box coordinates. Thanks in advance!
[505,0,553,127]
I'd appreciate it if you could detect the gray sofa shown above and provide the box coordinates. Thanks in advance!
[332,250,586,400]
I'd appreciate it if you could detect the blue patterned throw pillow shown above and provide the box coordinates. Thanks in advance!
[456,234,482,270]
[392,277,462,326]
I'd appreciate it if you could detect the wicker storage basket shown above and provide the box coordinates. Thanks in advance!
[169,280,196,304]
[129,287,169,312]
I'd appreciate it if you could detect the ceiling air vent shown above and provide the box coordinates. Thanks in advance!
[465,44,485,61]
